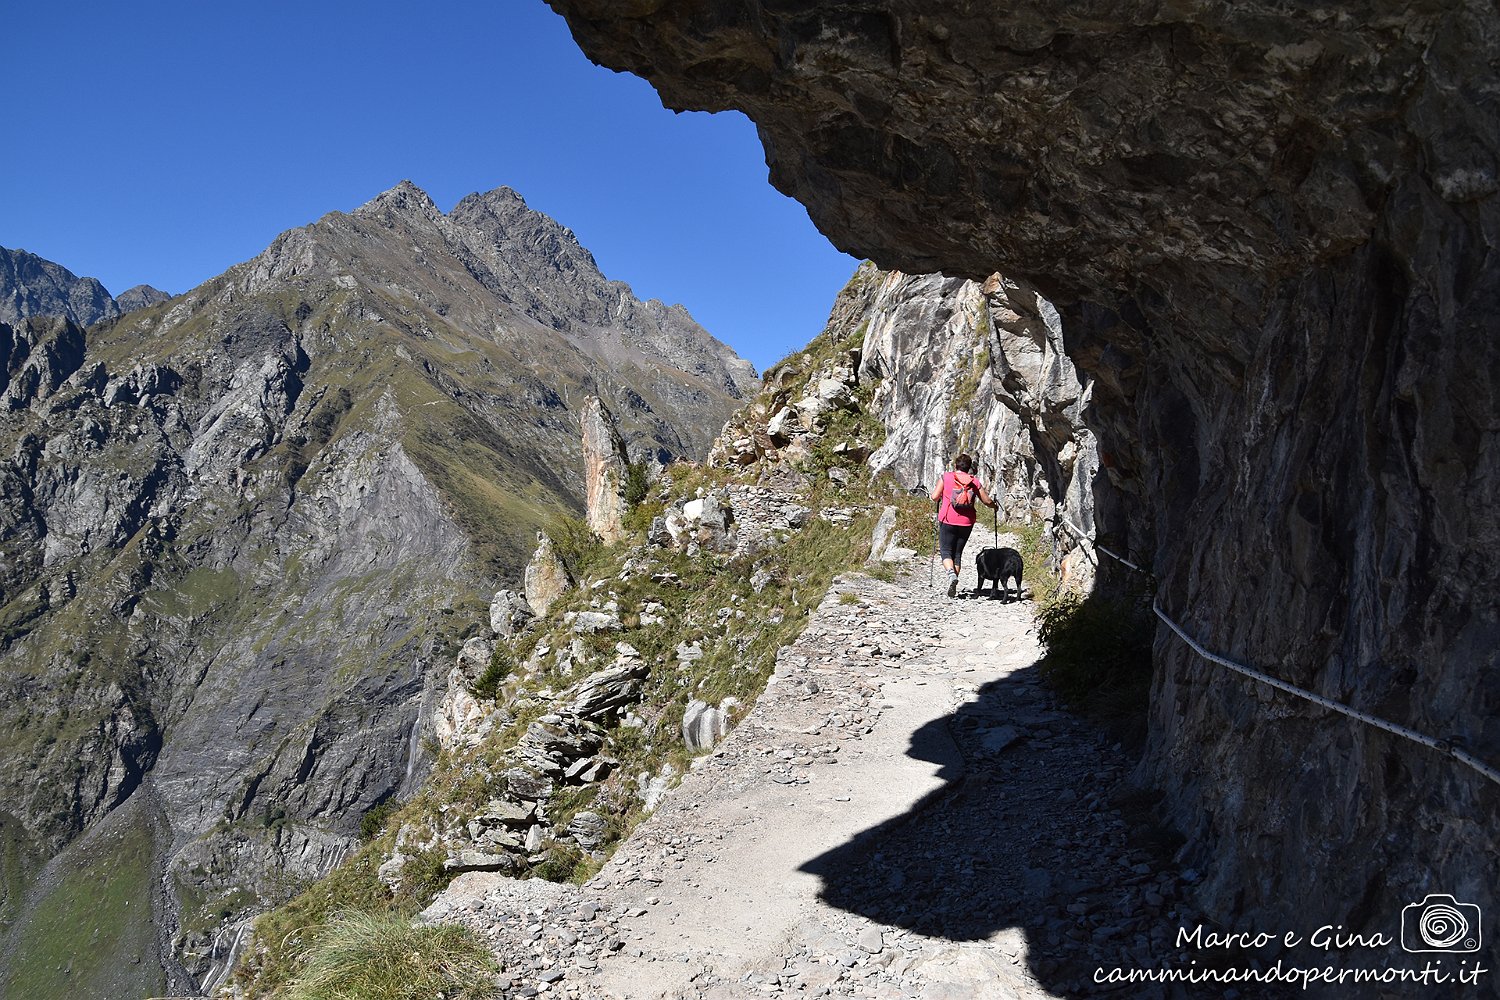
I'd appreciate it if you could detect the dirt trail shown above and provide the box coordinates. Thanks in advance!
[426,564,1220,999]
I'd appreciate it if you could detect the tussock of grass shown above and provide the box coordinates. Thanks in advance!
[234,840,455,998]
[285,911,499,1000]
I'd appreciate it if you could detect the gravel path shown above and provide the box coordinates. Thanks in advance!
[424,564,1242,999]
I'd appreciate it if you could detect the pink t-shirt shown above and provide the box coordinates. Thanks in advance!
[937,470,983,526]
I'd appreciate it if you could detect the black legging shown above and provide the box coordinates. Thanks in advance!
[939,522,973,565]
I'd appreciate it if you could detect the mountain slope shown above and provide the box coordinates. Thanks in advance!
[0,182,756,997]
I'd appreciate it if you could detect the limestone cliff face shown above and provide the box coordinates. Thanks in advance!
[714,260,1101,588]
[705,258,1100,587]
[854,265,1100,591]
[547,0,1500,954]
[0,185,754,996]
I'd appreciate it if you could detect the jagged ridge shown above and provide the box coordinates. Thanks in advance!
[0,182,756,998]
[0,244,168,328]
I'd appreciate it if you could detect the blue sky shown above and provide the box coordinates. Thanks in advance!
[1,1,858,371]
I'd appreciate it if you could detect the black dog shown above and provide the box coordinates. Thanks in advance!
[974,547,1024,601]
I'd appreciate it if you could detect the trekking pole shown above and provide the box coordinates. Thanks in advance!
[993,504,998,547]
[930,500,938,587]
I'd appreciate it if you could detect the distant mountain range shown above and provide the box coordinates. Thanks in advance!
[0,245,169,328]
[0,183,756,997]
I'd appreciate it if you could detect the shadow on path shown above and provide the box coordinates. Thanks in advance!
[797,658,1280,998]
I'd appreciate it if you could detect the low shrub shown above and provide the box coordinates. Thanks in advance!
[471,644,515,700]
[1035,589,1154,745]
[623,461,651,510]
[358,801,397,842]
[549,513,604,580]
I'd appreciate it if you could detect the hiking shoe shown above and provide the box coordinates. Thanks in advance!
[947,577,958,598]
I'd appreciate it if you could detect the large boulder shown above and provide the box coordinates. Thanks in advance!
[866,505,899,565]
[663,490,737,553]
[455,636,494,685]
[443,851,522,876]
[580,395,631,543]
[567,811,609,853]
[682,698,731,752]
[513,715,604,777]
[523,531,572,617]
[564,661,649,721]
[435,668,487,750]
[637,764,678,813]
[489,589,534,637]
[566,610,623,634]
[765,406,802,444]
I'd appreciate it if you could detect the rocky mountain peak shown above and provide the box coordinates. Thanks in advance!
[448,185,600,276]
[351,179,445,228]
[225,179,756,409]
[450,184,527,214]
[0,246,168,328]
[114,284,171,313]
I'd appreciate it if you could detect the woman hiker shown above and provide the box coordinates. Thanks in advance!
[931,454,999,598]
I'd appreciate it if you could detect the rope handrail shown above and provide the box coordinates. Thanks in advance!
[1058,516,1146,573]
[1050,514,1500,788]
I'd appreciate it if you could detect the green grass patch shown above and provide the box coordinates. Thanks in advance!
[0,808,165,1000]
[0,811,43,933]
[284,910,500,1000]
